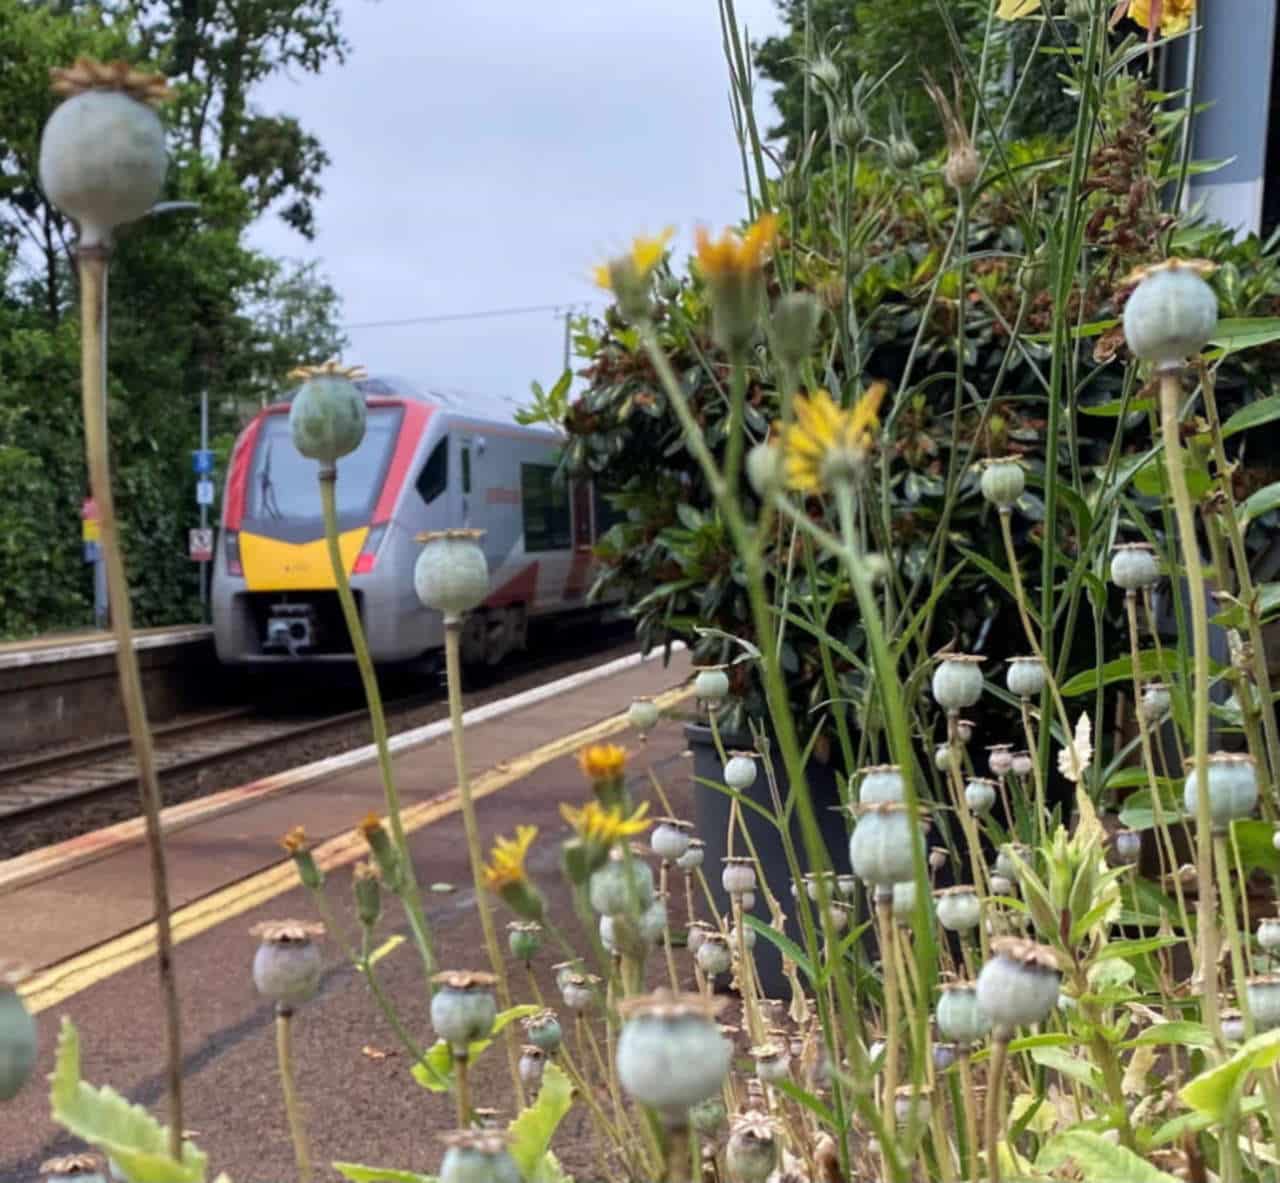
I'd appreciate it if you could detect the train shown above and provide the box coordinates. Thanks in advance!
[211,374,621,669]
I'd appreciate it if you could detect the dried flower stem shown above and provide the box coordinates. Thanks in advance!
[76,245,184,1160]
[876,892,900,1136]
[984,1034,1009,1183]
[1157,370,1220,1045]
[1017,700,1048,846]
[275,1005,311,1182]
[318,473,436,981]
[454,1053,472,1127]
[958,1049,980,1183]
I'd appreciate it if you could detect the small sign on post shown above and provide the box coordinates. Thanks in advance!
[196,478,215,507]
[81,497,100,562]
[189,527,213,563]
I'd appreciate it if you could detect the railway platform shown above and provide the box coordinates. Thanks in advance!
[1,643,696,1182]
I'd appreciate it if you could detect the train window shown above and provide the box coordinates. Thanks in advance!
[521,463,571,552]
[462,446,472,494]
[416,438,448,505]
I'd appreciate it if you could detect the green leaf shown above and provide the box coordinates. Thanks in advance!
[1209,317,1280,357]
[49,1018,207,1183]
[1060,649,1181,697]
[743,913,814,979]
[1095,936,1180,961]
[1238,482,1280,526]
[411,1005,541,1092]
[1132,453,1212,500]
[956,544,1042,628]
[1181,1027,1280,1118]
[1222,394,1280,438]
[1030,1046,1103,1092]
[507,1062,575,1179]
[1212,583,1280,629]
[332,1166,437,1183]
[1037,1130,1179,1183]
[1080,398,1154,417]
[1121,1020,1215,1050]
[1228,819,1280,874]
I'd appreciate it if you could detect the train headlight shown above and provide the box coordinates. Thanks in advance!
[224,529,242,576]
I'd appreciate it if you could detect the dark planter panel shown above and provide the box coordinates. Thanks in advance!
[687,721,851,997]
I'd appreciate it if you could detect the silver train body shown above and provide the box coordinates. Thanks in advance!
[211,376,618,667]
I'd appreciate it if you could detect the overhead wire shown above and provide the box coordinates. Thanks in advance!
[343,301,591,331]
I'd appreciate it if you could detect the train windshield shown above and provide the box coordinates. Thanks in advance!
[246,405,404,521]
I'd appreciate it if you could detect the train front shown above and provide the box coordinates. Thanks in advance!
[212,385,434,665]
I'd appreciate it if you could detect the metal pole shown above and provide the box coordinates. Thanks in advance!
[199,388,209,622]
[95,264,110,629]
[562,307,571,373]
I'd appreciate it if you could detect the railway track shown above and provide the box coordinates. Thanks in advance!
[0,619,642,855]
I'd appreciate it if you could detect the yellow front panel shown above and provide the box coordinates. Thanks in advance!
[240,528,369,591]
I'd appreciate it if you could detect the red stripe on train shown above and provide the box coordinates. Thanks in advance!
[373,400,432,524]
[222,413,265,531]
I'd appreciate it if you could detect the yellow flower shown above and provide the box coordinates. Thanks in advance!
[693,213,778,281]
[578,743,628,782]
[995,0,1041,16]
[781,383,888,492]
[561,800,651,845]
[593,227,676,292]
[1124,0,1194,33]
[483,825,538,891]
[280,825,307,854]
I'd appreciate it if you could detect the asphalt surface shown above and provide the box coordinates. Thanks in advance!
[0,654,699,1183]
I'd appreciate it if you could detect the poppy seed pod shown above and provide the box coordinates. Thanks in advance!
[615,991,732,1117]
[955,718,975,742]
[723,752,759,791]
[979,459,1026,511]
[987,744,1014,777]
[438,1131,522,1183]
[730,921,756,950]
[933,1042,958,1071]
[995,843,1030,881]
[751,1041,791,1083]
[1006,657,1045,700]
[1011,751,1033,777]
[677,838,705,871]
[289,365,367,464]
[1110,543,1160,592]
[414,528,490,620]
[519,1044,546,1088]
[1140,682,1172,721]
[694,667,730,701]
[1112,829,1142,866]
[976,937,1061,1033]
[726,1113,780,1183]
[894,1086,932,1126]
[722,857,757,896]
[936,885,982,932]
[850,802,922,888]
[892,879,927,923]
[859,764,906,805]
[686,920,713,953]
[696,934,733,977]
[964,777,997,815]
[0,970,36,1101]
[932,654,985,712]
[589,853,655,915]
[250,920,324,1007]
[1259,917,1280,952]
[523,1010,563,1053]
[507,921,543,962]
[560,972,600,1012]
[1221,1008,1247,1043]
[935,743,960,772]
[935,980,991,1045]
[39,64,170,248]
[837,873,858,898]
[989,873,1016,898]
[39,1155,109,1183]
[1247,975,1280,1031]
[430,971,498,1052]
[628,697,661,733]
[746,441,783,498]
[1122,259,1219,369]
[651,817,694,862]
[1183,752,1259,832]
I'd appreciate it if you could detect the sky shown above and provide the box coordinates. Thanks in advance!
[246,0,785,411]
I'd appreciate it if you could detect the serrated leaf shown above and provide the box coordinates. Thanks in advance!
[332,1165,437,1183]
[50,1019,207,1183]
[507,1062,574,1178]
[411,1005,541,1092]
[1038,1130,1179,1183]
[1181,1027,1280,1119]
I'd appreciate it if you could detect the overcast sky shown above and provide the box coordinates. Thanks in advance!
[246,0,784,409]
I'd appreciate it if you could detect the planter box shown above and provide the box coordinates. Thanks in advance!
[686,721,851,997]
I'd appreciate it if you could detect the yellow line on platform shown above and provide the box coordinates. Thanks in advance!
[20,685,692,1014]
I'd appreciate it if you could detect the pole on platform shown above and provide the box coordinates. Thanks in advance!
[199,388,209,622]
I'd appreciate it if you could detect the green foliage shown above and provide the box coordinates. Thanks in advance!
[507,1062,575,1181]
[50,1018,209,1183]
[1181,1029,1280,1120]
[410,1004,540,1092]
[1037,1129,1180,1183]
[0,0,347,638]
[333,1167,436,1183]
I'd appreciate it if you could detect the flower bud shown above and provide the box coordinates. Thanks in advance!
[979,459,1026,511]
[281,826,323,890]
[831,109,866,149]
[887,134,919,172]
[616,991,731,1119]
[359,812,403,891]
[1122,259,1219,369]
[807,54,841,94]
[932,654,985,712]
[430,971,498,1053]
[251,920,324,1007]
[771,291,822,366]
[353,861,382,929]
